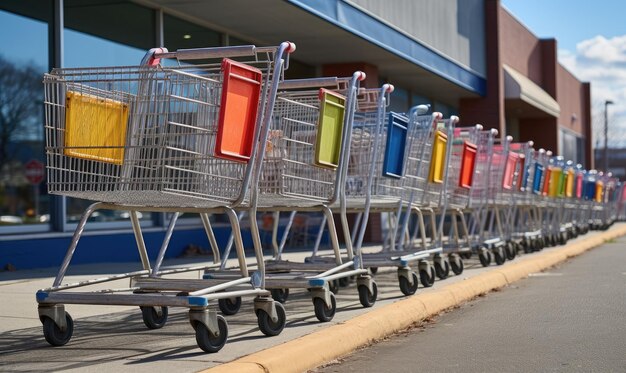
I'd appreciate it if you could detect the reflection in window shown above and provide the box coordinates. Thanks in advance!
[0,10,49,227]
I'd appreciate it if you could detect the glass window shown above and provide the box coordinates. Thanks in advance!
[228,35,252,46]
[560,128,580,163]
[432,101,457,118]
[63,1,155,224]
[388,86,409,113]
[64,1,154,67]
[411,93,432,109]
[164,14,221,50]
[65,0,155,51]
[0,8,50,229]
[284,59,316,80]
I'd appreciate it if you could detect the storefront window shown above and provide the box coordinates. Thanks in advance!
[164,14,221,51]
[388,86,409,113]
[0,9,50,228]
[411,93,432,110]
[64,1,155,223]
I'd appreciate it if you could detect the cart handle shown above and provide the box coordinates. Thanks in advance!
[278,77,341,90]
[278,71,367,89]
[141,42,296,66]
[159,45,257,60]
[278,72,365,90]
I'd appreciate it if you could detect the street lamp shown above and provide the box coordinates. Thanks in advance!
[604,100,614,172]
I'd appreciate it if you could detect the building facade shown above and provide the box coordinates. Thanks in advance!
[0,0,592,269]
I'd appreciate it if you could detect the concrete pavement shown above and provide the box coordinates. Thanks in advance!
[1,224,624,372]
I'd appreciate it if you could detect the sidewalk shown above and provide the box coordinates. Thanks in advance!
[1,224,624,372]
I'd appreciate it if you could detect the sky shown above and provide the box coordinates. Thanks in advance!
[502,0,626,147]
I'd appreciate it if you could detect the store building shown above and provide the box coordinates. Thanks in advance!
[0,0,592,269]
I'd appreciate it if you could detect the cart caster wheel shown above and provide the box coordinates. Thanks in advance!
[313,292,337,322]
[524,243,533,254]
[505,243,516,261]
[140,306,168,329]
[43,312,74,346]
[493,247,506,265]
[435,260,450,280]
[369,267,379,275]
[460,252,472,260]
[479,250,491,267]
[419,267,434,287]
[257,302,286,336]
[450,257,464,275]
[194,315,228,353]
[218,297,242,315]
[558,233,567,246]
[550,235,558,247]
[338,276,350,288]
[358,282,377,308]
[328,279,340,294]
[270,288,289,304]
[398,272,419,296]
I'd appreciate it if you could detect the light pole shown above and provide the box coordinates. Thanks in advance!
[604,100,614,172]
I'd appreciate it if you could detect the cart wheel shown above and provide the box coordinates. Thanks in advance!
[358,281,377,308]
[257,302,286,336]
[270,288,289,304]
[524,240,533,253]
[369,267,379,275]
[398,272,419,296]
[194,315,228,353]
[313,292,337,322]
[329,279,340,294]
[478,250,491,267]
[140,306,168,329]
[338,276,350,288]
[419,268,434,288]
[435,260,450,280]
[43,312,74,346]
[550,235,558,247]
[218,297,242,315]
[558,233,567,246]
[460,252,472,260]
[505,243,516,261]
[450,257,464,275]
[493,247,506,265]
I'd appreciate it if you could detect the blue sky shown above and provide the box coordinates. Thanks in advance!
[502,0,626,52]
[502,0,626,146]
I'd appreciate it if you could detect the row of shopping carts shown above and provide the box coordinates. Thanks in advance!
[37,42,623,353]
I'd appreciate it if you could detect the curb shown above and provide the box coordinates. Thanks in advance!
[204,225,626,373]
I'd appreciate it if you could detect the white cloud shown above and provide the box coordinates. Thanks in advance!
[559,35,626,147]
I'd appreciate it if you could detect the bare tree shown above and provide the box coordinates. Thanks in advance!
[0,55,42,171]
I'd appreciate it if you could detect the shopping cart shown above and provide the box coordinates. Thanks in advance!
[284,87,442,296]
[508,142,545,253]
[497,140,531,259]
[204,73,374,322]
[395,115,460,285]
[463,129,510,266]
[37,42,295,352]
[340,108,455,294]
[440,125,486,271]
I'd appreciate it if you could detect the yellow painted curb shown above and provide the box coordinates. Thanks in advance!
[204,225,626,373]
